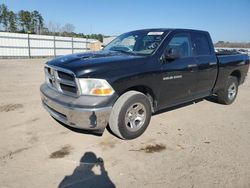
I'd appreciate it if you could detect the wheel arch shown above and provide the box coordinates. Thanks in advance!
[230,70,241,83]
[121,85,157,113]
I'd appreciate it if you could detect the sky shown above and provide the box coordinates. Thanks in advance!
[1,0,250,42]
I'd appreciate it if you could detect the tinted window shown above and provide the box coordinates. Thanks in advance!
[166,34,192,58]
[193,33,211,56]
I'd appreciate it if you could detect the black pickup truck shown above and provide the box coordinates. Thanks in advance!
[40,29,249,139]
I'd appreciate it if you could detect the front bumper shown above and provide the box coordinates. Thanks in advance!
[40,84,114,132]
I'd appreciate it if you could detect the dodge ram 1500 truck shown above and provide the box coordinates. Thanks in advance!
[40,29,249,139]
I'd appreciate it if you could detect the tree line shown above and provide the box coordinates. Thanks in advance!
[0,4,44,34]
[0,3,104,42]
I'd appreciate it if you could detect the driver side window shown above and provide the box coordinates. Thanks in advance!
[166,34,192,58]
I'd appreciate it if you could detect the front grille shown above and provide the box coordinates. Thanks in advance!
[60,83,77,93]
[45,66,78,96]
[57,71,75,81]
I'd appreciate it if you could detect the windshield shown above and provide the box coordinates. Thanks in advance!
[104,30,167,55]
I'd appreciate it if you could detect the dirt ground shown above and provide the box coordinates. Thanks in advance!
[0,59,250,188]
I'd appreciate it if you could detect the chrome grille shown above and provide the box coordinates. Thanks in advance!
[45,66,78,96]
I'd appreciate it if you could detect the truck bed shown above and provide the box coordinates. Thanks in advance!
[213,53,249,92]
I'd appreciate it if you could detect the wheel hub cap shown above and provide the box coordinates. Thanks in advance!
[228,83,236,100]
[125,103,146,132]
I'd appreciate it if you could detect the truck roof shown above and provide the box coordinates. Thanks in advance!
[132,28,208,33]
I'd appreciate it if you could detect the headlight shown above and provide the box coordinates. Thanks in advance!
[78,78,114,96]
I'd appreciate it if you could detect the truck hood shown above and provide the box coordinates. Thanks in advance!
[46,50,147,78]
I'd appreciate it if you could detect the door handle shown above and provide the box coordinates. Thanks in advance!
[188,64,198,68]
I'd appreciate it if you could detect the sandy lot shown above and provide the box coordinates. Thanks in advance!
[0,59,250,188]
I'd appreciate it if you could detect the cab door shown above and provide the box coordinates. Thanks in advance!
[191,32,218,97]
[158,33,198,109]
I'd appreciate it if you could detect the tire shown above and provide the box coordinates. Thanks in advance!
[217,76,238,105]
[109,91,152,140]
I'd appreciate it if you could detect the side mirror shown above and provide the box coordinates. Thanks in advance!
[161,48,181,62]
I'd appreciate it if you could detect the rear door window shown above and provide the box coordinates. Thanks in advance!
[193,33,211,56]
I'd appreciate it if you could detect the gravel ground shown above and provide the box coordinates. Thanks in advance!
[0,59,250,188]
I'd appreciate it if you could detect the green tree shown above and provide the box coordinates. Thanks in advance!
[18,10,32,32]
[0,4,9,30]
[37,12,44,34]
[31,10,44,34]
[0,4,3,29]
[7,11,17,32]
[30,11,38,33]
[97,34,103,42]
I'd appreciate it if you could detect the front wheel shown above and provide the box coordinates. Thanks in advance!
[217,76,238,105]
[108,91,152,140]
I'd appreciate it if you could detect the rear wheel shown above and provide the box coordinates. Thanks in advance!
[217,76,238,105]
[108,91,152,140]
